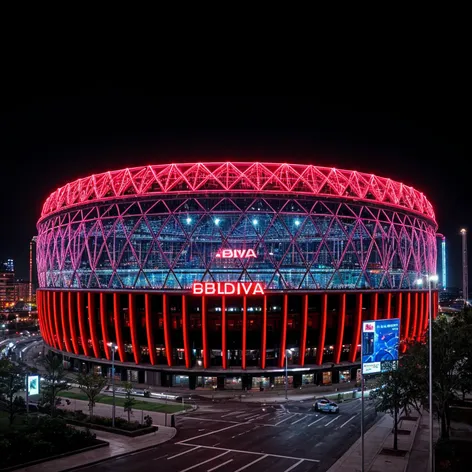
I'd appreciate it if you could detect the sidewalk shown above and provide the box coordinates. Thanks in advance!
[328,410,430,472]
[15,425,176,472]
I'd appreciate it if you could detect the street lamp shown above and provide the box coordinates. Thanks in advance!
[415,274,438,472]
[285,348,293,400]
[107,342,118,428]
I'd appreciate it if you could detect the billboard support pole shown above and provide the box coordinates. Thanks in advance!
[361,372,365,472]
[25,375,29,421]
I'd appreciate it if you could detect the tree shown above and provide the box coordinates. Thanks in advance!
[0,359,26,425]
[77,372,107,420]
[40,352,69,416]
[123,381,136,423]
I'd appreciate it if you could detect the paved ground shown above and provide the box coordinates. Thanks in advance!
[76,396,378,472]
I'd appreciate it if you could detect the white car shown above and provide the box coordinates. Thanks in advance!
[313,398,339,413]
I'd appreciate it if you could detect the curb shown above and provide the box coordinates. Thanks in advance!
[402,412,422,472]
[61,427,178,472]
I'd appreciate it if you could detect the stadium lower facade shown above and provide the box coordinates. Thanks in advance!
[36,162,438,389]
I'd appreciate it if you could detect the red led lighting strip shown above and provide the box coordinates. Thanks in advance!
[316,294,328,365]
[349,293,363,363]
[300,294,308,367]
[61,292,72,353]
[162,294,172,367]
[113,293,125,362]
[145,294,156,365]
[68,292,79,355]
[77,292,90,356]
[100,293,110,360]
[334,294,346,364]
[88,293,101,359]
[128,294,141,364]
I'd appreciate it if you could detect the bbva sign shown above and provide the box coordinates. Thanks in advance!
[192,282,265,296]
[215,249,257,259]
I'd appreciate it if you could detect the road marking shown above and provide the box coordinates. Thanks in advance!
[207,459,234,472]
[275,414,296,426]
[179,451,229,472]
[181,417,240,424]
[179,424,241,442]
[325,416,340,426]
[244,414,261,421]
[167,446,200,460]
[153,454,168,460]
[290,416,306,425]
[340,415,357,428]
[233,454,268,471]
[221,411,241,418]
[283,459,304,472]
[236,413,254,418]
[176,443,320,463]
[307,417,324,427]
[255,413,270,419]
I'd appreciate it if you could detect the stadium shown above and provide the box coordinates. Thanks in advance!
[36,162,438,390]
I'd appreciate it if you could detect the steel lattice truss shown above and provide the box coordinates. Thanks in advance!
[40,162,436,220]
[37,195,437,291]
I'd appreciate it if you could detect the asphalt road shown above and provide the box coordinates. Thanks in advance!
[77,396,378,472]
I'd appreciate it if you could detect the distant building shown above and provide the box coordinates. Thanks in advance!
[0,262,15,310]
[14,279,30,302]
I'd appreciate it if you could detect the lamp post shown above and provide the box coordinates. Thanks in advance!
[416,274,438,472]
[108,342,117,428]
[285,348,293,400]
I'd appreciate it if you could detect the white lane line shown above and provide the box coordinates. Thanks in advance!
[179,423,241,442]
[283,459,304,472]
[207,459,234,472]
[176,443,320,463]
[325,416,340,426]
[167,446,200,460]
[275,414,296,426]
[244,414,261,421]
[340,415,357,428]
[255,413,270,419]
[233,454,268,472]
[290,416,306,425]
[180,417,240,424]
[221,411,241,418]
[179,451,229,472]
[307,417,324,427]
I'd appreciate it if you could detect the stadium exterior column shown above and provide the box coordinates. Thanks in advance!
[60,292,72,353]
[261,295,267,369]
[349,293,362,363]
[242,295,247,369]
[68,292,79,355]
[162,293,172,367]
[222,295,227,369]
[334,293,346,364]
[202,295,209,368]
[77,292,90,356]
[144,294,156,365]
[300,294,308,366]
[181,295,191,368]
[128,293,141,364]
[316,293,328,365]
[88,292,101,359]
[279,294,288,368]
[113,293,125,362]
[100,293,111,360]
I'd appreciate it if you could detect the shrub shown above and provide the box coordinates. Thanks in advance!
[144,415,153,427]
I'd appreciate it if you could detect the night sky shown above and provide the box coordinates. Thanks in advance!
[0,94,468,286]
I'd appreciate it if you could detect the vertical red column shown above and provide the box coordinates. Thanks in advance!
[396,293,403,320]
[242,296,247,369]
[162,294,172,367]
[334,293,346,364]
[128,293,141,364]
[39,292,50,346]
[100,293,110,360]
[261,295,267,369]
[300,294,308,366]
[404,292,411,342]
[279,294,288,368]
[424,291,430,331]
[418,292,425,338]
[221,295,227,369]
[433,291,438,319]
[88,293,101,358]
[371,293,378,320]
[61,292,72,353]
[385,292,392,319]
[113,293,125,362]
[47,291,57,348]
[316,293,328,365]
[349,293,362,363]
[77,292,90,356]
[145,294,156,365]
[68,292,79,355]
[201,296,209,368]
[53,292,64,351]
[182,295,191,369]
[411,292,419,340]
[37,292,46,344]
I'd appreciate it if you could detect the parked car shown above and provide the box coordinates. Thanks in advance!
[313,398,339,413]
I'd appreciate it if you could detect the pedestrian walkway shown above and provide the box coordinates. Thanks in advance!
[328,410,427,472]
[14,425,176,472]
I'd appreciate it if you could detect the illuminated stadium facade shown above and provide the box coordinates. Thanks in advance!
[36,162,438,389]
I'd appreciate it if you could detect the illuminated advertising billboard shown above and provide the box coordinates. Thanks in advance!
[192,282,264,296]
[361,318,400,374]
[27,374,40,396]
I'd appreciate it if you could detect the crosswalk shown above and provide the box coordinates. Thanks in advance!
[182,402,377,430]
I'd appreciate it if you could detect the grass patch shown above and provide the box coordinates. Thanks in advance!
[59,391,189,413]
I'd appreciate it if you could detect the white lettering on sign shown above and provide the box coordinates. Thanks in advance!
[192,282,265,296]
[215,249,257,259]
